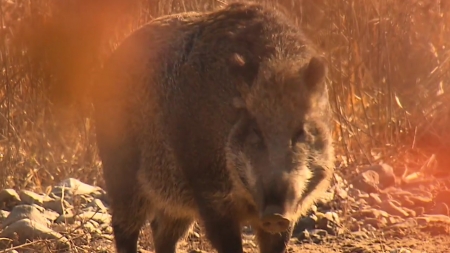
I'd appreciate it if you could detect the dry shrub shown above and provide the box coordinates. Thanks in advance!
[0,0,449,190]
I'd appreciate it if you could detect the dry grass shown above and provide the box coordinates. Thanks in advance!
[0,0,449,191]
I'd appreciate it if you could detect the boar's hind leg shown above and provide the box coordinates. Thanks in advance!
[111,197,148,253]
[151,212,193,253]
[98,136,148,253]
[255,226,292,253]
[106,176,148,253]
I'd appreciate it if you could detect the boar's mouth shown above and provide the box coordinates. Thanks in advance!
[254,172,299,234]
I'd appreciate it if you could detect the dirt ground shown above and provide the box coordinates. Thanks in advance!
[282,233,450,253]
[132,227,450,253]
[3,172,450,253]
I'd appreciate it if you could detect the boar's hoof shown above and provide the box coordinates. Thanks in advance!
[260,213,290,234]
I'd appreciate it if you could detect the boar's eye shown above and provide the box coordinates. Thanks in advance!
[291,128,306,145]
[247,127,264,147]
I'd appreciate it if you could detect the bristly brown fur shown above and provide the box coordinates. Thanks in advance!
[93,2,335,253]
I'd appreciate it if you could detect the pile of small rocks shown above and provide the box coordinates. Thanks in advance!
[1,163,449,252]
[341,163,450,231]
[290,163,450,251]
[0,178,112,251]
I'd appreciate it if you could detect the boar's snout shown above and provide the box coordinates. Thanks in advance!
[260,205,291,234]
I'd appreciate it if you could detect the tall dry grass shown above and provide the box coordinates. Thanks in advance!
[0,0,449,190]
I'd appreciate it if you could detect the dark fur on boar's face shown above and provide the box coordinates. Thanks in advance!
[93,2,335,253]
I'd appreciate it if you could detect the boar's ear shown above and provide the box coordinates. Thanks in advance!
[303,56,327,92]
[229,53,260,88]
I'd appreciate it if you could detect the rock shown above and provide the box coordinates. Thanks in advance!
[316,211,341,235]
[0,218,69,247]
[386,216,403,225]
[0,210,10,223]
[88,219,100,227]
[334,187,348,199]
[101,223,113,234]
[30,203,45,212]
[188,231,200,241]
[368,193,382,205]
[353,208,389,219]
[389,218,417,229]
[294,215,317,234]
[1,205,49,228]
[310,228,328,237]
[351,231,369,239]
[43,209,60,223]
[326,212,340,224]
[333,173,346,185]
[355,198,368,207]
[55,178,104,196]
[297,229,327,243]
[56,213,76,224]
[0,189,21,210]
[389,199,403,206]
[3,250,19,253]
[242,225,253,235]
[91,189,108,203]
[412,207,425,216]
[363,217,387,228]
[362,163,397,189]
[352,170,380,193]
[84,220,101,234]
[43,197,71,215]
[363,224,377,232]
[348,219,362,232]
[402,207,416,217]
[431,202,449,216]
[397,196,415,208]
[86,198,108,213]
[51,223,69,233]
[416,214,450,226]
[409,189,433,199]
[381,200,409,217]
[396,193,433,209]
[435,190,450,207]
[18,190,52,207]
[298,230,311,240]
[77,194,95,205]
[77,211,111,224]
[190,250,206,253]
[348,188,362,197]
[391,248,412,253]
[50,186,74,199]
[316,191,334,206]
[407,195,433,208]
[357,192,370,199]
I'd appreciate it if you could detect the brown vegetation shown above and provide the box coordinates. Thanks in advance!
[0,0,449,191]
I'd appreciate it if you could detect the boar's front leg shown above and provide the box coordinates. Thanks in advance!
[197,200,244,253]
[255,226,293,253]
[150,211,194,253]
